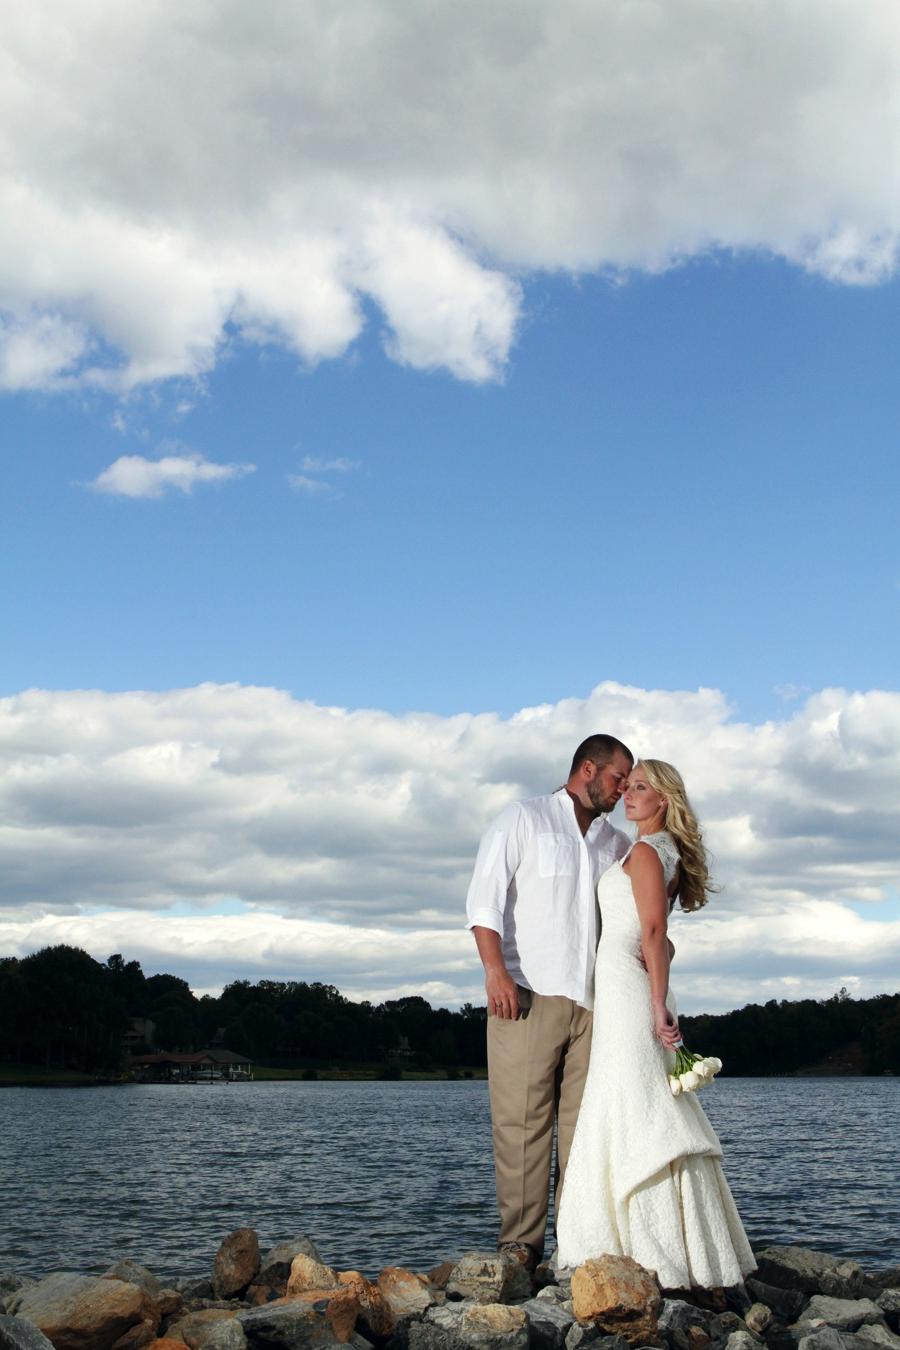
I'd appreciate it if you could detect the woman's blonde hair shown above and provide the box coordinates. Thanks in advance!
[637,758,716,912]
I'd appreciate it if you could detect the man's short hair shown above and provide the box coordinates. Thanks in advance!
[569,733,634,778]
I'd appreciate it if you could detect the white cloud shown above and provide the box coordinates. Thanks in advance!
[0,680,898,1011]
[300,457,359,474]
[4,2,900,392]
[90,448,256,498]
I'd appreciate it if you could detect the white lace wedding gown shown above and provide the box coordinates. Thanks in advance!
[556,832,756,1289]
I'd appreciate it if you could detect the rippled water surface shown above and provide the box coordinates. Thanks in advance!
[1,1078,897,1279]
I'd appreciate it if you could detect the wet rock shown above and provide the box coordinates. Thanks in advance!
[570,1256,661,1346]
[755,1253,863,1302]
[871,1280,900,1297]
[287,1259,340,1297]
[518,1295,574,1350]
[237,1299,337,1348]
[793,1298,884,1334]
[446,1256,531,1307]
[744,1281,806,1324]
[0,1313,56,1349]
[214,1232,262,1302]
[7,1273,158,1350]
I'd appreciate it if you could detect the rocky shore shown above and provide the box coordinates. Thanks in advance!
[1,1234,898,1350]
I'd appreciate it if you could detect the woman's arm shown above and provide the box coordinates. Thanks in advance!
[627,843,681,1048]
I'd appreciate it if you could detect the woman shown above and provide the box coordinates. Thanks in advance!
[555,759,756,1290]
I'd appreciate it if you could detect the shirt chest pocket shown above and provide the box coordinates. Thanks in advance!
[537,832,578,878]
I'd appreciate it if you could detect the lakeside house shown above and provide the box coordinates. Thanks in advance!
[128,1048,253,1082]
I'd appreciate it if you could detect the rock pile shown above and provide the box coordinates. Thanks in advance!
[0,1236,897,1350]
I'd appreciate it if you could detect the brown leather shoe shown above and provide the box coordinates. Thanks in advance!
[498,1241,540,1274]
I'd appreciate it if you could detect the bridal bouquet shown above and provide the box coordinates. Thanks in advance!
[669,1042,722,1095]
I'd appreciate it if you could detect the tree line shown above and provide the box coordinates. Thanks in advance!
[1,944,897,1077]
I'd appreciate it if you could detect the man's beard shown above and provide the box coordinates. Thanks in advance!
[587,784,617,814]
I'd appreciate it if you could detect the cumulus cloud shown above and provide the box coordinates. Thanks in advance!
[3,2,900,392]
[0,680,898,1011]
[90,447,256,498]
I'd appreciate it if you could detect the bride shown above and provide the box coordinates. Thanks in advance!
[555,759,756,1290]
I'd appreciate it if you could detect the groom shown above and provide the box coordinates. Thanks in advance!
[465,733,633,1270]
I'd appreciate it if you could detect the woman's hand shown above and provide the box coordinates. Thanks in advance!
[653,1000,680,1048]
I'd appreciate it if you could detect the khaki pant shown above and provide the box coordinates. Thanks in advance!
[487,989,593,1257]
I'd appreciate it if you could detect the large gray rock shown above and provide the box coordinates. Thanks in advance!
[855,1327,900,1350]
[659,1300,713,1338]
[755,1251,864,1301]
[518,1296,575,1350]
[409,1305,528,1350]
[871,1278,900,1295]
[445,1255,531,1306]
[724,1333,763,1350]
[745,1279,807,1323]
[794,1298,884,1334]
[6,1273,157,1350]
[877,1293,900,1334]
[203,1320,251,1350]
[237,1300,338,1348]
[0,1315,56,1350]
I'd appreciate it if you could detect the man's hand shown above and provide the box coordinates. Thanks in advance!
[472,926,520,1019]
[485,965,519,1020]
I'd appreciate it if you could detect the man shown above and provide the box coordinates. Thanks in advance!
[465,733,634,1270]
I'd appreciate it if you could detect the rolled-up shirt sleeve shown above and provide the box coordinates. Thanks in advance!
[465,803,528,934]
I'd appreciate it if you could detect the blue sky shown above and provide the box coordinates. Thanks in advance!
[6,256,899,722]
[2,2,899,1011]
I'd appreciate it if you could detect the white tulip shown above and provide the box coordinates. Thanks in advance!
[692,1061,712,1080]
[670,1077,682,1096]
[680,1070,701,1091]
[708,1057,723,1072]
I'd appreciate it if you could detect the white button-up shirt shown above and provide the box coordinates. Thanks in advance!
[465,789,630,1010]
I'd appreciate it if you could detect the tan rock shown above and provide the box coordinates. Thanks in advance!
[287,1255,340,1295]
[148,1341,188,1349]
[213,1230,261,1300]
[337,1272,396,1339]
[745,1305,772,1337]
[462,1305,528,1334]
[571,1255,661,1346]
[8,1273,159,1350]
[447,1253,532,1305]
[687,1328,712,1350]
[156,1291,184,1321]
[378,1268,436,1319]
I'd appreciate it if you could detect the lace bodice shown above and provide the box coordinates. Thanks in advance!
[622,830,680,889]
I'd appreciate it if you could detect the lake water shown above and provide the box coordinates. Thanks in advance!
[1,1078,897,1281]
